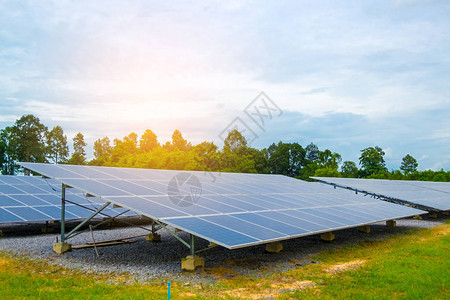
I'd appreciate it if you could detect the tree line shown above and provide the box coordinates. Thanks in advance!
[1,114,449,182]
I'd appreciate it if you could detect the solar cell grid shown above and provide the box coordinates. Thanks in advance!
[0,175,136,223]
[18,163,425,249]
[312,177,450,211]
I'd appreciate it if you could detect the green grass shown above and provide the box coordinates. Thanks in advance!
[0,221,449,299]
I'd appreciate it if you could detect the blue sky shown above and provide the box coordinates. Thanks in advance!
[0,0,449,170]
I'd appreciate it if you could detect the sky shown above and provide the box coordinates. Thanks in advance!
[0,0,449,170]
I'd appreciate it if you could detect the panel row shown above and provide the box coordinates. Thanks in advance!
[164,202,423,249]
[313,177,450,211]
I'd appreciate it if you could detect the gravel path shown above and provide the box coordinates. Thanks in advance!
[0,216,446,283]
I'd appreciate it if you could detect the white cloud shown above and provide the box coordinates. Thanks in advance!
[0,0,449,169]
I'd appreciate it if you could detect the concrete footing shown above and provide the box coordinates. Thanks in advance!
[145,233,161,242]
[181,255,204,271]
[265,241,283,253]
[53,243,72,254]
[358,225,371,233]
[386,220,397,227]
[428,213,438,219]
[320,232,335,241]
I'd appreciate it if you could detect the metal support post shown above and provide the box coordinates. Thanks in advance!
[190,234,195,256]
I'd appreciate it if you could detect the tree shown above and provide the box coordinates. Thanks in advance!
[192,141,220,171]
[314,168,342,178]
[341,161,359,178]
[68,132,87,165]
[46,125,69,164]
[7,114,48,163]
[90,136,113,165]
[359,146,387,177]
[317,149,342,170]
[400,154,418,175]
[267,141,307,177]
[224,129,247,153]
[140,129,159,152]
[0,127,15,175]
[305,142,319,162]
[164,130,191,151]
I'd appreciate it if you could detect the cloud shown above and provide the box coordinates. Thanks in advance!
[0,1,449,170]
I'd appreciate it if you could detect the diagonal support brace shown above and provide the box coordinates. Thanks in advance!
[153,219,191,249]
[64,202,111,241]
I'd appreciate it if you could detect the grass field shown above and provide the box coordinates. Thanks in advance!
[1,221,448,299]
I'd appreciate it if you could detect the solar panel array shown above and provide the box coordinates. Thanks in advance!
[0,175,135,223]
[19,163,424,249]
[312,177,450,211]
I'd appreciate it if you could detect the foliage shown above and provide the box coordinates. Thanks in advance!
[359,146,387,177]
[224,129,247,153]
[0,115,448,181]
[305,142,319,162]
[341,161,359,178]
[139,129,159,151]
[267,141,307,177]
[400,154,418,175]
[0,128,15,175]
[317,149,341,170]
[46,126,69,164]
[68,132,87,165]
[314,168,342,177]
[6,114,48,163]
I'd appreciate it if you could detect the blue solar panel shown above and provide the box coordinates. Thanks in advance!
[258,210,329,232]
[0,175,137,224]
[0,208,23,222]
[312,177,450,211]
[165,217,259,247]
[18,163,426,249]
[202,215,286,240]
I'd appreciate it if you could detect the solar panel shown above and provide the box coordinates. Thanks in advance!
[311,177,450,211]
[0,175,135,224]
[19,163,424,249]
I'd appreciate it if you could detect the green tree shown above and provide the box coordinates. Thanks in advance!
[317,149,342,170]
[140,129,159,152]
[192,141,220,171]
[246,147,270,174]
[400,154,418,175]
[224,129,247,153]
[305,142,319,162]
[7,114,48,163]
[68,132,87,165]
[267,141,306,177]
[89,136,112,165]
[93,137,112,159]
[46,125,69,164]
[109,133,138,163]
[164,130,191,151]
[359,146,387,177]
[314,168,342,178]
[219,130,256,173]
[0,127,15,175]
[341,161,359,178]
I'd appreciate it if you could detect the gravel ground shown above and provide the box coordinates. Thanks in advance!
[0,216,447,283]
